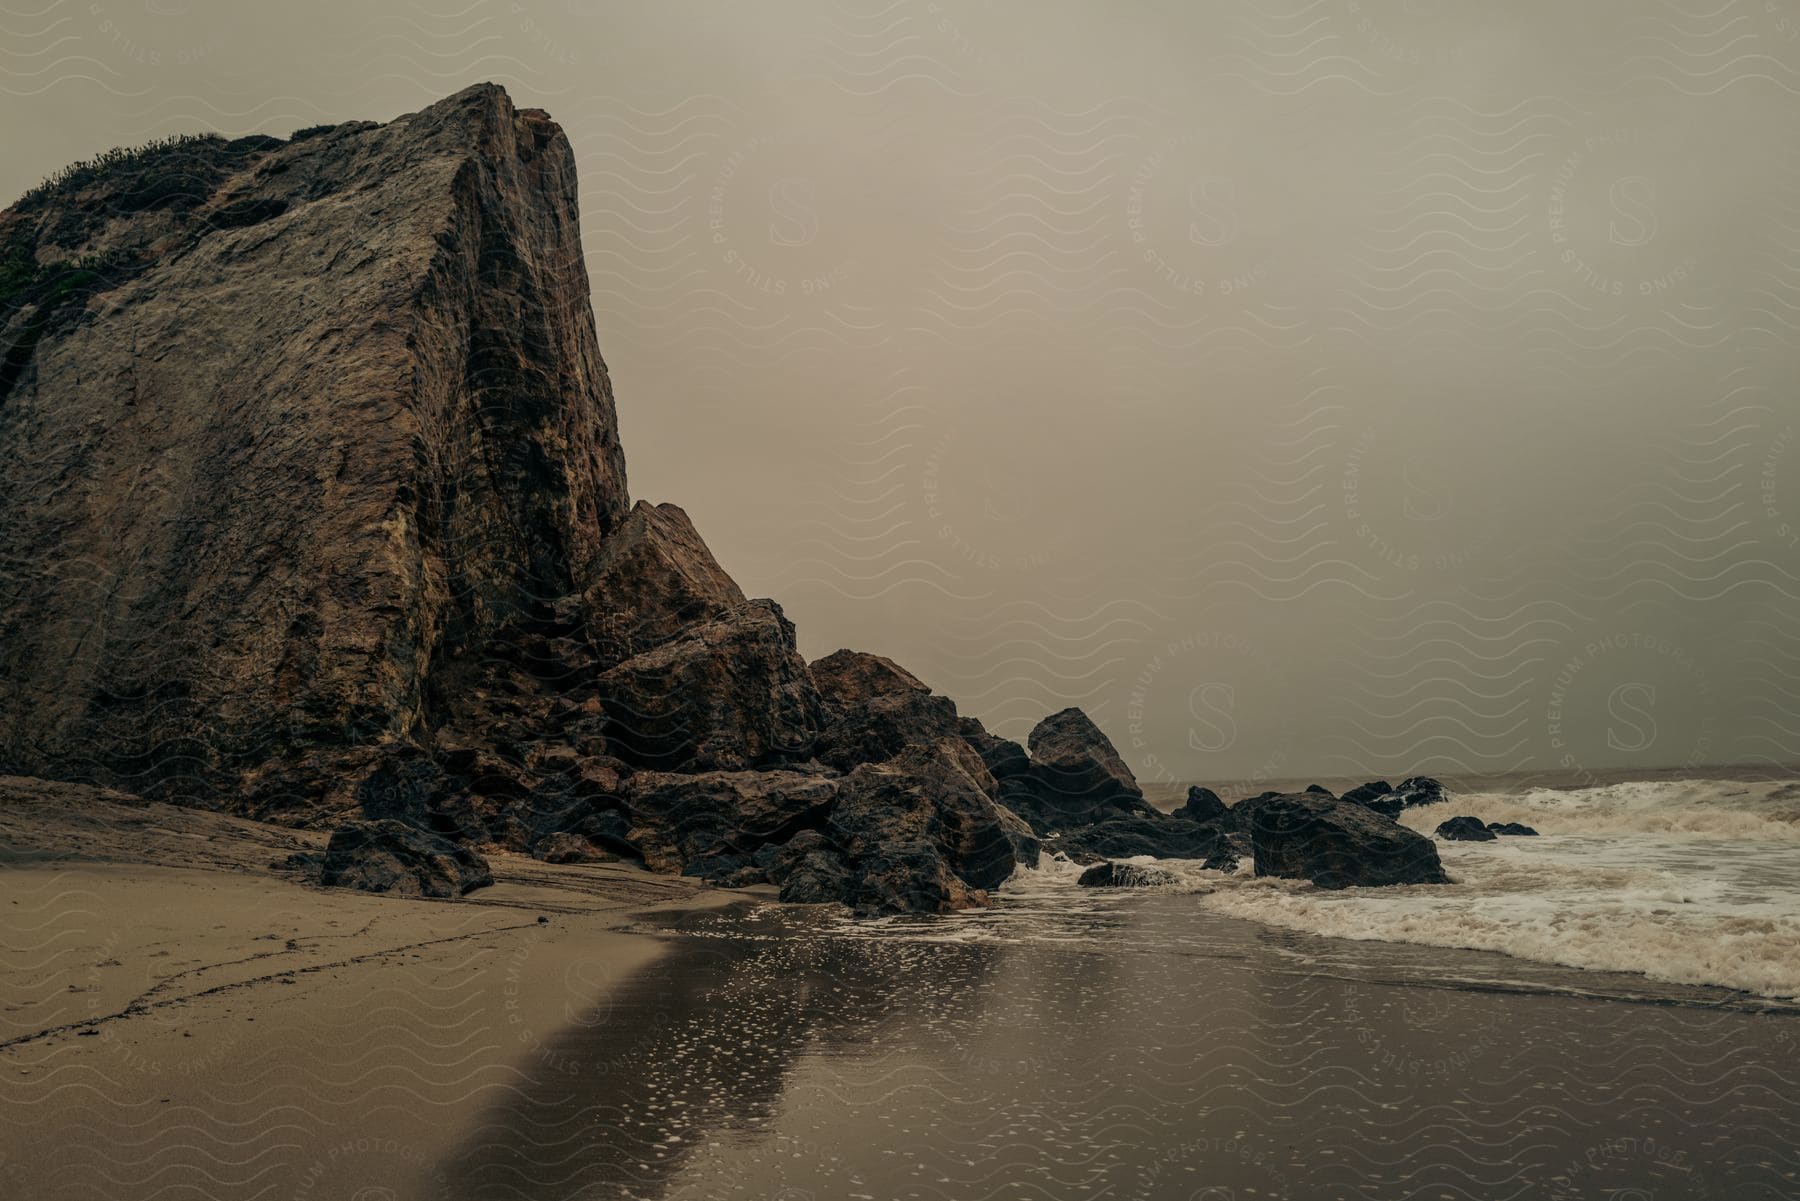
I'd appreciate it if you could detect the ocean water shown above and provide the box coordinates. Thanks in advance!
[436,774,1800,1199]
[1177,776,1800,1000]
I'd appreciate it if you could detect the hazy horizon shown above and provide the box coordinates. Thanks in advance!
[6,0,1798,786]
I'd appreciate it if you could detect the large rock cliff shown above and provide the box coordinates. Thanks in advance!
[0,83,1105,913]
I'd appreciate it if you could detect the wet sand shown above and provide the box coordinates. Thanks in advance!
[4,777,1798,1200]
[0,777,736,1200]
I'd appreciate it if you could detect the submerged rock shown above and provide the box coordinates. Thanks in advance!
[319,819,493,898]
[1435,815,1497,842]
[1249,794,1449,889]
[1077,861,1178,888]
[1487,821,1539,837]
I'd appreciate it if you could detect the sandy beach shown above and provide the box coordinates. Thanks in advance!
[6,773,1800,1200]
[0,776,739,1200]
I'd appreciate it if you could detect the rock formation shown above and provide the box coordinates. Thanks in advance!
[1339,776,1448,818]
[318,819,494,898]
[0,84,1466,911]
[1434,815,1497,842]
[0,84,1059,913]
[1247,794,1449,889]
[1077,861,1178,888]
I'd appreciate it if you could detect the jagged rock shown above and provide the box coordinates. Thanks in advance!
[1488,821,1539,836]
[319,819,493,898]
[0,84,630,811]
[1249,794,1449,889]
[1341,776,1449,818]
[622,769,838,878]
[994,804,1043,871]
[1340,780,1394,810]
[808,649,964,774]
[758,830,854,903]
[820,739,1030,913]
[1007,708,1156,832]
[1396,776,1448,804]
[1178,786,1228,823]
[1304,784,1335,797]
[1077,861,1178,888]
[1436,815,1498,841]
[1218,790,1285,834]
[1201,835,1248,872]
[1053,815,1226,864]
[532,831,619,865]
[596,599,824,772]
[578,500,746,667]
[956,716,1030,783]
[809,649,929,709]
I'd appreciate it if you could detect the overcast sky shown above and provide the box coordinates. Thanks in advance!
[7,0,1799,788]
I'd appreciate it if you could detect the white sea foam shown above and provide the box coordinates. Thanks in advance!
[1396,778,1800,840]
[997,777,1800,999]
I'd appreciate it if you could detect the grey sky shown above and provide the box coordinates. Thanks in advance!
[6,0,1798,787]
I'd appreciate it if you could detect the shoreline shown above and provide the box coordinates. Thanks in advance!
[0,776,745,1199]
[5,772,1797,1198]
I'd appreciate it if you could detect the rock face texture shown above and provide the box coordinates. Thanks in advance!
[0,84,629,814]
[0,84,1066,914]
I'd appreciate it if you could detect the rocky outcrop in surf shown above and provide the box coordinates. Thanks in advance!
[1247,794,1449,888]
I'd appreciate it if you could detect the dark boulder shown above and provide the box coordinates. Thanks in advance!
[596,599,824,772]
[1487,821,1538,837]
[577,500,747,667]
[622,769,839,877]
[1395,776,1449,807]
[807,649,965,774]
[1008,707,1156,832]
[1054,814,1226,864]
[531,831,620,865]
[319,819,493,898]
[1435,815,1496,842]
[956,715,1031,785]
[1340,779,1397,814]
[1077,861,1178,888]
[1178,786,1228,823]
[809,648,930,709]
[759,830,854,903]
[825,739,1024,909]
[1304,784,1336,797]
[1219,790,1285,834]
[1341,776,1448,818]
[1199,831,1252,872]
[1249,794,1448,889]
